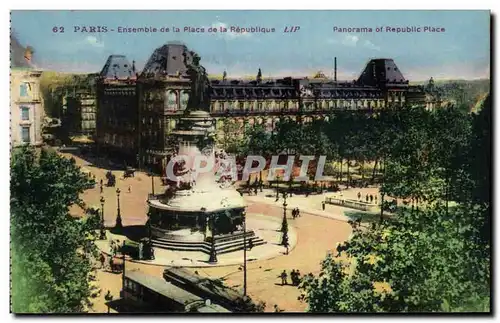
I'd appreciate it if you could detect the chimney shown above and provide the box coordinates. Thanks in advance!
[334,57,337,82]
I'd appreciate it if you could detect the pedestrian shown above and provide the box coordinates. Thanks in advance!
[357,192,361,200]
[128,185,131,193]
[100,183,103,194]
[297,208,300,217]
[100,179,103,186]
[290,269,297,285]
[99,253,106,269]
[369,194,373,203]
[296,270,301,285]
[280,270,288,285]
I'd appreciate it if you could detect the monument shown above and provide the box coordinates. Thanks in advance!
[146,50,265,256]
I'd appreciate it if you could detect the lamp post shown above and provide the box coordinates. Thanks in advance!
[100,196,106,240]
[282,191,288,224]
[115,188,122,228]
[242,210,247,296]
[150,172,155,195]
[276,175,280,201]
[281,192,289,254]
[379,158,386,224]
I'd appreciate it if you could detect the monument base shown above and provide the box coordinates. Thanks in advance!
[151,230,266,255]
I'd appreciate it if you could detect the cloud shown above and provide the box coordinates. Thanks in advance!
[405,63,490,82]
[341,34,359,47]
[211,22,252,40]
[328,35,380,51]
[35,59,103,73]
[85,36,104,48]
[363,40,381,51]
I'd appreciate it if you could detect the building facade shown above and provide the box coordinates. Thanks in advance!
[137,42,192,171]
[96,42,429,172]
[10,68,44,148]
[96,55,138,165]
[62,91,97,138]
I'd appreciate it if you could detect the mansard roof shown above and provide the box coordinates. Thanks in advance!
[140,42,193,78]
[99,55,136,80]
[357,58,409,88]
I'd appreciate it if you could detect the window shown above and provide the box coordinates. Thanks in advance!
[21,126,30,143]
[20,83,29,97]
[20,106,29,120]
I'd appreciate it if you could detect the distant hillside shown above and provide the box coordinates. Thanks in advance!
[410,78,490,86]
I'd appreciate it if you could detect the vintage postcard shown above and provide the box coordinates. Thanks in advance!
[10,10,491,314]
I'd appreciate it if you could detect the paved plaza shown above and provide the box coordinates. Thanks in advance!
[62,152,373,312]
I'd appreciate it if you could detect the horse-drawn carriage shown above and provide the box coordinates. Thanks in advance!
[124,167,136,178]
[109,256,124,273]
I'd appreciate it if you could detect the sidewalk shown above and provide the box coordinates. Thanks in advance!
[243,188,381,223]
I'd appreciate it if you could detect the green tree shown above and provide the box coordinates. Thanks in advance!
[11,146,98,313]
[299,204,490,313]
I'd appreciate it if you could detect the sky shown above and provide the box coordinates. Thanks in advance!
[10,10,490,81]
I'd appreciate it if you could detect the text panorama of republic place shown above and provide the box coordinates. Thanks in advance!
[333,26,446,33]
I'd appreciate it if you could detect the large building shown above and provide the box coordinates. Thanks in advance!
[96,55,138,164]
[96,42,429,172]
[62,89,97,138]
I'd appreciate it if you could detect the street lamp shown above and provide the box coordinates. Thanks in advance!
[150,171,155,195]
[242,210,247,296]
[379,159,386,224]
[276,175,280,201]
[281,192,289,254]
[100,196,106,240]
[282,191,288,221]
[115,188,122,228]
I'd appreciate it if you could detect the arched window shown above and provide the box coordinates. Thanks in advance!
[180,91,189,110]
[166,90,177,110]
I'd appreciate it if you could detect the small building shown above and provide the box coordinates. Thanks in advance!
[120,269,231,313]
[10,68,44,147]
[10,36,44,148]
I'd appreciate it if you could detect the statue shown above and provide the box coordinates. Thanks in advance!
[184,51,211,112]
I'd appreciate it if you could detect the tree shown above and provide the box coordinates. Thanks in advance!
[217,117,244,154]
[299,204,490,313]
[11,146,98,313]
